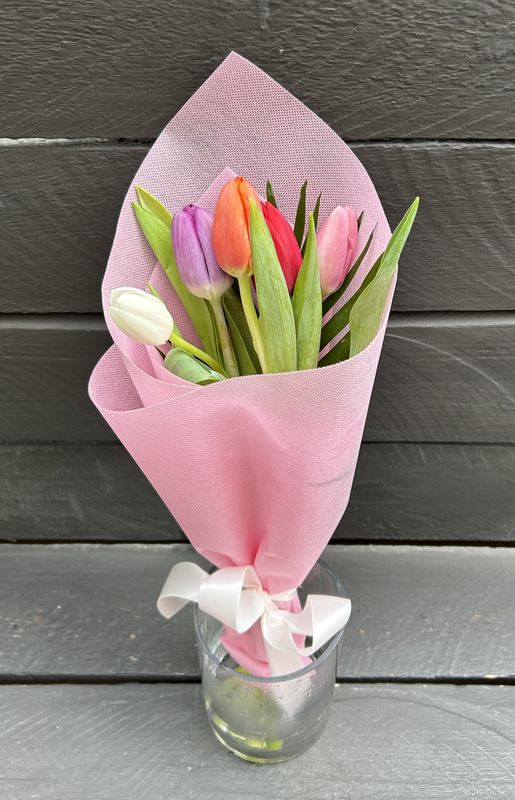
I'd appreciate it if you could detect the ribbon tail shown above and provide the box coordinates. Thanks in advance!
[156,562,208,619]
[285,594,351,656]
[262,594,351,675]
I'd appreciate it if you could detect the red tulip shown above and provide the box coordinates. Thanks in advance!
[261,201,302,292]
[212,177,261,277]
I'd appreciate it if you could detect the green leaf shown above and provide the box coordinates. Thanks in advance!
[293,181,307,246]
[322,226,375,316]
[318,331,350,367]
[223,289,261,374]
[321,200,418,350]
[164,348,226,385]
[292,215,322,370]
[349,198,419,357]
[224,303,258,375]
[205,300,224,365]
[301,193,322,256]
[132,202,173,270]
[357,210,364,230]
[135,186,172,227]
[313,193,322,229]
[146,282,163,300]
[132,202,218,360]
[249,200,297,373]
[320,197,419,362]
[266,180,278,208]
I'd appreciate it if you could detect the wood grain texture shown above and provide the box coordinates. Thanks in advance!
[1,317,513,443]
[366,316,515,443]
[1,683,515,798]
[1,544,514,680]
[2,143,515,312]
[2,443,515,542]
[2,0,514,139]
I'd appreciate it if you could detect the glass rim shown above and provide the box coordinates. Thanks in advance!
[193,557,346,684]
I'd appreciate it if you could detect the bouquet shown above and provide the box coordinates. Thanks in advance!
[89,52,418,759]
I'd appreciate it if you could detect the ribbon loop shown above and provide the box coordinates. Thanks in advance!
[157,562,351,676]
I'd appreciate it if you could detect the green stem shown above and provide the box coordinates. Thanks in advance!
[169,333,228,377]
[238,275,267,372]
[209,296,240,377]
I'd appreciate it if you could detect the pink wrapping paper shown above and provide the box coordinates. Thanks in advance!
[89,52,393,675]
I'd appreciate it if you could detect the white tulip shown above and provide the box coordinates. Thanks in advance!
[109,287,174,345]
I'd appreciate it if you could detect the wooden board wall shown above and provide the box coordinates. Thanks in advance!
[2,3,515,795]
[1,0,514,540]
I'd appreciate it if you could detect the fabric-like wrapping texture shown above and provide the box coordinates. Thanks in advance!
[89,52,393,675]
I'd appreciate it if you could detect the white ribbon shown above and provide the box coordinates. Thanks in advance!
[157,562,351,676]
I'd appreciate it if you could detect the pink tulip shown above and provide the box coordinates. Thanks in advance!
[317,205,358,297]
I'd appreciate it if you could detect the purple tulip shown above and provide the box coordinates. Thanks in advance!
[172,205,233,300]
[317,205,358,297]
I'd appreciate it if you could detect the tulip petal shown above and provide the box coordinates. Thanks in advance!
[212,177,260,277]
[262,201,302,292]
[172,208,211,297]
[321,226,375,316]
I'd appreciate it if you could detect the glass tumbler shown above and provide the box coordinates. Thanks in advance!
[194,559,346,764]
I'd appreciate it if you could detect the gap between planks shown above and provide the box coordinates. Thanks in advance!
[0,675,513,686]
[1,311,514,330]
[3,137,515,148]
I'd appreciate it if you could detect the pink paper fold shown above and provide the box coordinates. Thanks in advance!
[89,53,393,675]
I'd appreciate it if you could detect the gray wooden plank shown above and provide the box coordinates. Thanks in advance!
[2,143,515,312]
[342,443,515,542]
[2,443,515,542]
[366,316,515,443]
[0,444,181,542]
[1,683,515,798]
[1,317,513,443]
[0,145,143,313]
[1,544,514,680]
[2,0,514,139]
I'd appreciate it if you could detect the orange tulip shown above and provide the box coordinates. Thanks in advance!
[212,177,261,277]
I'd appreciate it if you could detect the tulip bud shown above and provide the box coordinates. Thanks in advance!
[172,205,233,301]
[317,205,358,297]
[261,201,302,292]
[109,287,174,345]
[212,176,261,277]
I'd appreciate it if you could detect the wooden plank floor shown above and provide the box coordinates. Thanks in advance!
[1,544,514,681]
[1,542,515,797]
[2,684,515,798]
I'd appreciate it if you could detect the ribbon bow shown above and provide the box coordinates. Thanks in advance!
[157,562,351,676]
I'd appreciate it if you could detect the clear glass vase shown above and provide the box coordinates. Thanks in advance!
[194,559,346,764]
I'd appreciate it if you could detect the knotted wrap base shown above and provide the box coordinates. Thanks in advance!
[157,563,351,676]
